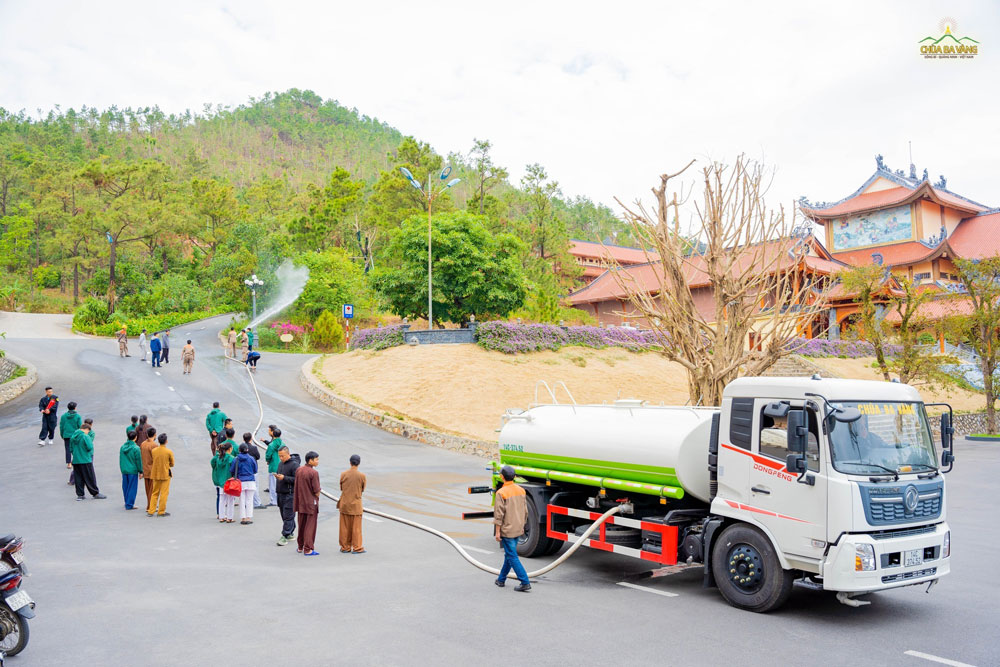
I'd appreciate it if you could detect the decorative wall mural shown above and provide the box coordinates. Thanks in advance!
[832,204,912,250]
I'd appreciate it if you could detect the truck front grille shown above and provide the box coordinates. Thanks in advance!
[881,567,936,584]
[870,496,941,523]
[871,525,937,540]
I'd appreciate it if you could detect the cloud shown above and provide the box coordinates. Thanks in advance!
[0,0,996,220]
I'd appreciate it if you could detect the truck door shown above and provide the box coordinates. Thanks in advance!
[744,399,827,562]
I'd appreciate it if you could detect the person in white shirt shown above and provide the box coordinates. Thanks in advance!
[138,329,148,362]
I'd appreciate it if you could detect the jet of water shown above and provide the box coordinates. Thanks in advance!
[248,260,310,329]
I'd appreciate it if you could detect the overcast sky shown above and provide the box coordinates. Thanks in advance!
[1,1,997,222]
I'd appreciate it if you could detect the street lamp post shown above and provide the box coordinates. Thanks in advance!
[244,274,264,346]
[400,166,461,330]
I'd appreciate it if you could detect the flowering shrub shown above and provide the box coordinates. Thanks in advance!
[270,321,313,337]
[787,337,901,359]
[475,322,661,354]
[350,325,406,351]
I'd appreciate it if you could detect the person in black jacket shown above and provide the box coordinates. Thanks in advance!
[274,447,300,546]
[245,434,265,509]
[38,387,59,446]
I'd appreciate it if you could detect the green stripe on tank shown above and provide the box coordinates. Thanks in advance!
[499,449,679,487]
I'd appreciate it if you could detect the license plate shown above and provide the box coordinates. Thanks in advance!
[904,549,923,567]
[4,589,31,612]
[10,550,23,565]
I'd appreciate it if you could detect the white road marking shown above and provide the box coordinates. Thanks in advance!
[458,544,493,555]
[363,515,383,523]
[616,581,679,598]
[904,650,976,667]
[155,371,161,376]
[183,405,192,412]
[168,386,175,391]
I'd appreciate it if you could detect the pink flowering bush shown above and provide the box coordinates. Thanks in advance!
[350,325,406,351]
[787,337,901,359]
[475,322,661,354]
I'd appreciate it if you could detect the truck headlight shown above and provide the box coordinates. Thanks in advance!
[855,544,876,572]
[943,531,950,558]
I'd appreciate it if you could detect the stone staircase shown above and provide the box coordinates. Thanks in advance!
[760,354,840,378]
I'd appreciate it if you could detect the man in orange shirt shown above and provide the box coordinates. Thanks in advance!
[493,465,531,592]
[147,433,174,517]
[337,454,366,553]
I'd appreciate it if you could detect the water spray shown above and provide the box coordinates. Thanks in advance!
[248,260,310,330]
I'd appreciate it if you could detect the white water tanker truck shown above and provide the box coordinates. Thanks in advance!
[479,376,955,612]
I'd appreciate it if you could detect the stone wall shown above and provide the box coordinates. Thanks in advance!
[0,353,38,406]
[928,411,990,437]
[399,323,477,345]
[300,358,497,460]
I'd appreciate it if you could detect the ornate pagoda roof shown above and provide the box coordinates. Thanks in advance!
[799,155,989,219]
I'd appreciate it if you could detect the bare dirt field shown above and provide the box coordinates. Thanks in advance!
[315,346,988,441]
[317,344,691,441]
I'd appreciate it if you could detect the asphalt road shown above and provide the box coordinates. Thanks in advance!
[0,314,997,667]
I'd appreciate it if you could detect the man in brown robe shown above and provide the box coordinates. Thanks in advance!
[139,427,159,505]
[338,454,367,553]
[293,451,322,556]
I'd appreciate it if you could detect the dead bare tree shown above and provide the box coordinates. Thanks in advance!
[610,156,829,406]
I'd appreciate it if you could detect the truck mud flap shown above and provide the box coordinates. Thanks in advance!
[702,518,725,588]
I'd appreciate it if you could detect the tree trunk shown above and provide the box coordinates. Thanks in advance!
[983,353,997,434]
[73,263,79,306]
[108,240,117,314]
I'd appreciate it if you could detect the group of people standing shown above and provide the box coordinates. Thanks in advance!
[44,391,175,515]
[203,403,366,555]
[116,327,196,373]
[38,385,367,558]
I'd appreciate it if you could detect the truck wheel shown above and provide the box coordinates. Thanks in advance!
[517,496,553,558]
[711,524,794,613]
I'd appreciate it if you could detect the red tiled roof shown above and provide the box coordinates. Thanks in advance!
[567,241,843,305]
[803,182,988,219]
[569,240,650,265]
[803,187,913,217]
[883,296,973,323]
[831,241,937,267]
[946,211,1000,260]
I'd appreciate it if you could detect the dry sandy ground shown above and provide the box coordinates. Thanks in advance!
[318,345,691,441]
[316,346,988,441]
[807,356,985,413]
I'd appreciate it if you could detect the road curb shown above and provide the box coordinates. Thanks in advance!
[0,352,38,406]
[299,357,498,460]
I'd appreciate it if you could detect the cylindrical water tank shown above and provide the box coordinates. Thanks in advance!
[499,402,717,502]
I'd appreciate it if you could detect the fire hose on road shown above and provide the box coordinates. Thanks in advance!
[226,350,622,577]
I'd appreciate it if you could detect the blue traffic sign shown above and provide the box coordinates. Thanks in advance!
[343,304,354,319]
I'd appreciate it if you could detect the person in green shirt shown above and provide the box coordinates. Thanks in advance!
[59,401,83,485]
[126,415,139,435]
[70,419,106,500]
[264,425,284,507]
[205,402,228,455]
[212,442,236,522]
[119,430,143,510]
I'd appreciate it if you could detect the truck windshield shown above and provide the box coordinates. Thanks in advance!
[828,402,937,475]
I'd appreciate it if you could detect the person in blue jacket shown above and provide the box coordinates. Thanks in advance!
[149,333,163,368]
[230,437,259,524]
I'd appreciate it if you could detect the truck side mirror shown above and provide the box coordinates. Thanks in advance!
[940,412,953,451]
[786,453,806,474]
[786,409,808,453]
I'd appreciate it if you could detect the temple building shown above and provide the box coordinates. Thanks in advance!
[566,156,999,339]
[799,155,999,333]
[567,240,650,284]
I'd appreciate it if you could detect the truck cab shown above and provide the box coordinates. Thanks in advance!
[713,377,952,609]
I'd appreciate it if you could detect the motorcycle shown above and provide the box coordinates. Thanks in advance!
[0,534,33,659]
